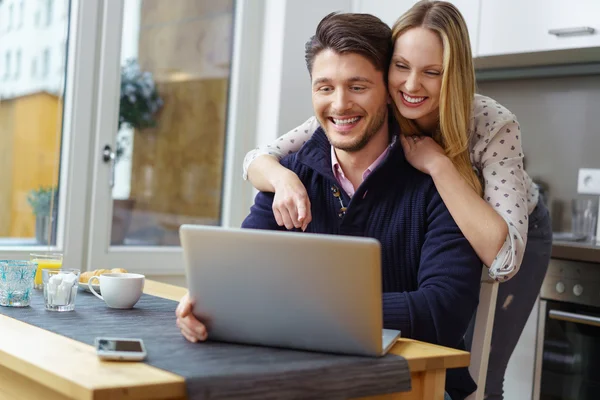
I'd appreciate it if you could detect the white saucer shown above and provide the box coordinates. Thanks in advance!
[78,281,100,293]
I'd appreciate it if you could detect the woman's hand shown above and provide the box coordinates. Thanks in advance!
[176,293,208,343]
[400,135,449,176]
[272,169,312,231]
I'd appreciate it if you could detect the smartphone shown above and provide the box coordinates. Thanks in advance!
[95,337,147,361]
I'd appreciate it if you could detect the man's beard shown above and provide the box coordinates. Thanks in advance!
[324,105,388,153]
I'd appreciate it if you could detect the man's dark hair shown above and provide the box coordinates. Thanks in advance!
[305,12,393,78]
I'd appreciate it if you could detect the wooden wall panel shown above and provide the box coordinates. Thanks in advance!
[128,78,228,242]
[138,0,233,81]
[9,93,62,238]
[0,100,16,237]
[140,0,232,26]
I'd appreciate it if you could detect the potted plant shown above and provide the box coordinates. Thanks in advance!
[27,186,58,245]
[116,58,163,163]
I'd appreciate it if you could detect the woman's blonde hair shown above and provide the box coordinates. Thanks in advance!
[391,0,482,195]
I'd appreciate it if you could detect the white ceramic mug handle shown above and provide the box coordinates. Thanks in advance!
[88,276,104,301]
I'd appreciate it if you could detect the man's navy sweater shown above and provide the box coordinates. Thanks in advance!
[242,128,481,400]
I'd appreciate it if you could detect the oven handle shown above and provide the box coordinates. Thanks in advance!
[549,309,600,327]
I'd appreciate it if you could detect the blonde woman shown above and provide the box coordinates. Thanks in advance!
[243,1,551,399]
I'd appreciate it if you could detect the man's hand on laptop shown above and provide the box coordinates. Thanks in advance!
[176,293,208,343]
[272,169,312,231]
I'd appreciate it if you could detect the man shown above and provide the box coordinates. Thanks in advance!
[177,13,481,400]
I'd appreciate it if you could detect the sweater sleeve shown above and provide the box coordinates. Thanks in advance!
[382,189,482,348]
[241,158,295,231]
[242,117,321,180]
[241,191,286,231]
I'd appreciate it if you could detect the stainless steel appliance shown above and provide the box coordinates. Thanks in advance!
[534,258,600,399]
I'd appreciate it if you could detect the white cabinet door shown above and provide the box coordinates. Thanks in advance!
[352,0,481,56]
[449,0,481,57]
[479,0,600,56]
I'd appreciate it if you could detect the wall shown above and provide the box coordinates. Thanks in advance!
[255,0,352,148]
[478,74,600,399]
[478,75,600,232]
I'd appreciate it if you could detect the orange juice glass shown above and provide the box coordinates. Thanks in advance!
[30,253,63,289]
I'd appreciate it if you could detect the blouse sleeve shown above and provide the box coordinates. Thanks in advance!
[476,118,529,282]
[242,117,321,180]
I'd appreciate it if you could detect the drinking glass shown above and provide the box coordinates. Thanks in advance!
[43,269,80,312]
[30,253,63,290]
[572,198,598,240]
[0,260,38,307]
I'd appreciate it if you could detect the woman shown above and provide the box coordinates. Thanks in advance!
[242,1,552,399]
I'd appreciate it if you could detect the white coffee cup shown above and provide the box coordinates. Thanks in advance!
[88,273,145,309]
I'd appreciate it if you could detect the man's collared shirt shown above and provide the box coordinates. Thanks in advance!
[331,145,390,198]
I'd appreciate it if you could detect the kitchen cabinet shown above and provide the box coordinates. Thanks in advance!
[351,0,481,57]
[478,0,600,57]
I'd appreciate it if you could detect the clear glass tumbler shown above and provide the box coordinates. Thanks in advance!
[572,198,598,240]
[43,268,80,311]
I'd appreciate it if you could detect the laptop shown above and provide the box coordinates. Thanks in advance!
[179,225,401,357]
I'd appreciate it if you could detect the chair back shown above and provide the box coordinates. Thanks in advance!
[466,269,499,400]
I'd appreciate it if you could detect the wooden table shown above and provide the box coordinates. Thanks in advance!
[0,280,470,400]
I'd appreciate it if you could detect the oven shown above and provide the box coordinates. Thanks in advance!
[534,258,600,400]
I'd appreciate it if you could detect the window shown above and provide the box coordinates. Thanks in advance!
[18,1,24,28]
[31,57,37,78]
[42,48,50,77]
[0,0,69,246]
[4,51,11,79]
[45,0,52,26]
[58,43,64,74]
[108,0,234,246]
[7,3,13,31]
[14,49,21,78]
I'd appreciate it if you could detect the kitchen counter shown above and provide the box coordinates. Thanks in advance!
[552,240,600,263]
